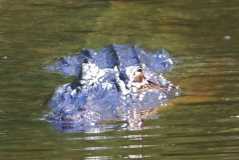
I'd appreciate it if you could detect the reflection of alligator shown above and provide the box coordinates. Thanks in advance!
[46,44,179,132]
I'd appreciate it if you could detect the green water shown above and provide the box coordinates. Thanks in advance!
[0,0,239,159]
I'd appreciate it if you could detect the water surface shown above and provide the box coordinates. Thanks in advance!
[0,0,239,159]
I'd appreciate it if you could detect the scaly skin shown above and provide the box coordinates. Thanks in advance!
[46,44,179,132]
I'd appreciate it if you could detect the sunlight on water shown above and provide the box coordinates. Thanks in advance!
[0,0,239,159]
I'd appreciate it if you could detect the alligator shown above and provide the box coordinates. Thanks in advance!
[46,44,179,132]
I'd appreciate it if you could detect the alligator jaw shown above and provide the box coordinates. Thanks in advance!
[138,80,165,91]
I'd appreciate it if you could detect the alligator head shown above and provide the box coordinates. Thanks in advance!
[46,44,179,132]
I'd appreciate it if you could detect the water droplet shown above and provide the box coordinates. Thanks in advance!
[2,56,8,60]
[224,35,231,40]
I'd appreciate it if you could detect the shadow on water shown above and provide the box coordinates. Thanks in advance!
[0,0,239,159]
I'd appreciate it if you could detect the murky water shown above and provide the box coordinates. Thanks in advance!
[0,0,239,159]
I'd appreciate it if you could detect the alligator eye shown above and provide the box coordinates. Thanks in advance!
[137,68,142,72]
[83,58,88,63]
[133,69,145,82]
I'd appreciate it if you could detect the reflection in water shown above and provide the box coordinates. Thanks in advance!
[69,131,156,159]
[46,109,158,133]
[84,156,112,160]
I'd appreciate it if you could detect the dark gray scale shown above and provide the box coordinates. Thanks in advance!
[76,49,95,78]
[110,44,142,83]
[111,44,141,68]
[47,49,95,77]
[92,45,119,69]
[137,47,174,73]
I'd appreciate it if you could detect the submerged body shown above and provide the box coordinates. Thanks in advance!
[46,44,179,131]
